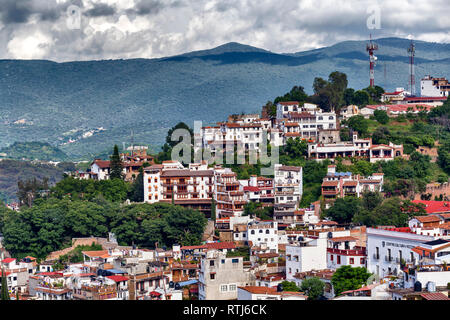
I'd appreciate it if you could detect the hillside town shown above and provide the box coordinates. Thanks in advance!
[1,73,450,301]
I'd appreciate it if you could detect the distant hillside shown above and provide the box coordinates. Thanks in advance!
[0,142,69,162]
[0,160,74,203]
[0,37,449,160]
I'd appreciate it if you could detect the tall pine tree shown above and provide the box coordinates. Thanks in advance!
[1,269,10,300]
[109,145,123,180]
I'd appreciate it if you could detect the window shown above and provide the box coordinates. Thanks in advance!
[210,260,215,267]
[210,274,215,280]
[229,284,237,291]
[266,229,270,234]
[349,258,354,265]
[251,230,255,235]
[360,258,365,264]
[330,255,334,261]
[232,259,239,264]
[221,259,225,264]
[220,285,228,292]
[337,256,341,264]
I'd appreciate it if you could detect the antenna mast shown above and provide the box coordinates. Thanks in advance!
[366,34,379,87]
[408,39,416,96]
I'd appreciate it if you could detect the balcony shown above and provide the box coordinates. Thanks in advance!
[327,248,366,256]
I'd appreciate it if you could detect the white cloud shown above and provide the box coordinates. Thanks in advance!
[0,0,448,61]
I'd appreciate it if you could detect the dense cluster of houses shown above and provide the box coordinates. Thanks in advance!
[1,203,449,300]
[2,76,450,301]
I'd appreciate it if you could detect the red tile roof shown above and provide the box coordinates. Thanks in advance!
[1,258,16,264]
[329,236,358,242]
[412,200,450,214]
[413,215,442,223]
[106,275,129,283]
[420,292,450,300]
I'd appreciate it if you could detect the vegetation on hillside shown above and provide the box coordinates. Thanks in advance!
[0,142,69,162]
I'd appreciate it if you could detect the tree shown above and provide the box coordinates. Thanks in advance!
[343,88,355,106]
[325,197,362,224]
[211,197,216,221]
[280,281,300,292]
[347,115,369,136]
[1,269,10,300]
[274,86,308,105]
[109,145,123,180]
[352,90,370,107]
[374,109,389,124]
[129,168,144,202]
[282,138,308,158]
[300,277,325,300]
[331,266,372,296]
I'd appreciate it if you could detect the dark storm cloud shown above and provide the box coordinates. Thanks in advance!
[84,3,116,17]
[0,0,33,24]
[0,0,448,62]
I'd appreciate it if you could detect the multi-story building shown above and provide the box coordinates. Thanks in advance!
[143,161,215,217]
[214,167,246,218]
[421,75,450,97]
[321,165,384,205]
[327,235,366,270]
[273,164,303,222]
[366,227,435,279]
[247,221,278,253]
[308,132,403,163]
[241,175,274,206]
[286,228,349,281]
[198,250,254,300]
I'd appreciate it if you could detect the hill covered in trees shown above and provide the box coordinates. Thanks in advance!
[0,142,69,162]
[1,37,449,160]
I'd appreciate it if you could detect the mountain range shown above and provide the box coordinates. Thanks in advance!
[0,37,449,161]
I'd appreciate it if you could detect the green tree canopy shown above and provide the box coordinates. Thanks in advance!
[331,266,372,296]
[300,277,325,300]
[109,145,123,180]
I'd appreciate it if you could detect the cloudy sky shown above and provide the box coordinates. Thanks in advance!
[0,0,449,62]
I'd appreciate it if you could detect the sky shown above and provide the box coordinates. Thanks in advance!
[0,0,449,62]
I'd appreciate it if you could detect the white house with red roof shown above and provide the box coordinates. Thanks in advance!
[381,88,409,103]
[327,235,367,270]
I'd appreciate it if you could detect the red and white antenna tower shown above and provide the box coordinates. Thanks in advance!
[408,39,416,96]
[366,34,378,87]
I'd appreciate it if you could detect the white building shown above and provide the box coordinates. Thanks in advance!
[247,221,278,253]
[273,164,303,221]
[198,250,253,300]
[286,229,349,281]
[421,75,450,97]
[366,227,435,279]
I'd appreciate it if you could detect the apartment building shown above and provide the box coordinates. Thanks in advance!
[198,250,254,300]
[143,161,215,217]
[247,221,278,253]
[241,175,274,205]
[214,167,246,218]
[421,75,450,97]
[273,164,303,222]
[286,228,349,281]
[321,165,384,204]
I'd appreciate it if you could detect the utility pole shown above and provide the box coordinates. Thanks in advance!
[366,34,379,87]
[408,39,416,96]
